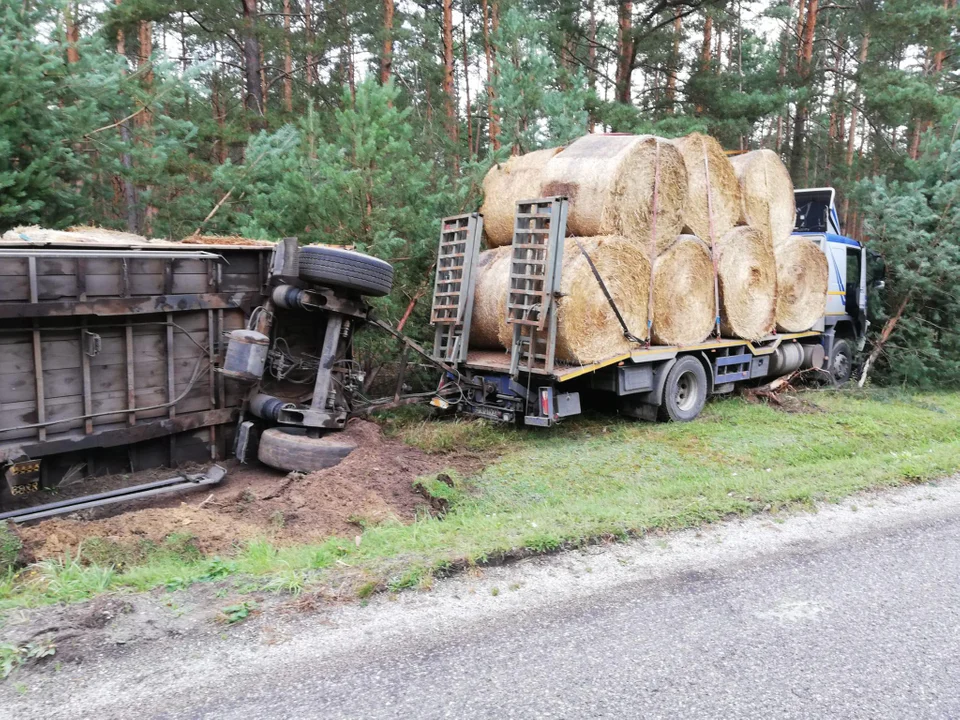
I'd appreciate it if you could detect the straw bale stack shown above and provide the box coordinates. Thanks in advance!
[651,235,717,346]
[553,236,651,363]
[480,148,563,247]
[468,246,513,349]
[715,226,778,340]
[729,149,795,243]
[667,133,741,242]
[774,236,828,332]
[540,135,687,256]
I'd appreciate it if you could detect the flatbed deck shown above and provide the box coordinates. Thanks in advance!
[464,331,821,382]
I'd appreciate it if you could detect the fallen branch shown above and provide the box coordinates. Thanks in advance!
[858,293,911,388]
[193,148,271,233]
[396,267,435,332]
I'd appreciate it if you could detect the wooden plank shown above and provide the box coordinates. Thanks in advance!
[163,259,174,295]
[171,274,210,294]
[166,312,176,421]
[220,273,262,292]
[0,258,28,276]
[76,258,87,301]
[125,323,136,426]
[0,277,29,301]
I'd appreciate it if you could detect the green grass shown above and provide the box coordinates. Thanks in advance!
[2,389,960,612]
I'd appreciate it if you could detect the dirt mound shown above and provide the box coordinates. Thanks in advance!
[16,420,487,560]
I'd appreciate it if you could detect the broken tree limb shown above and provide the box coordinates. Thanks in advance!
[858,292,911,388]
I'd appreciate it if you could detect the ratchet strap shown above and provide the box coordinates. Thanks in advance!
[573,237,644,345]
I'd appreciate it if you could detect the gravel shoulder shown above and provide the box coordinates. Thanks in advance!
[4,474,960,718]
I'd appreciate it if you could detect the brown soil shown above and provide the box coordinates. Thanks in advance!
[15,420,488,561]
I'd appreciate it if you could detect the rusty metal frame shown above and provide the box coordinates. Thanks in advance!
[0,291,260,319]
[6,408,239,460]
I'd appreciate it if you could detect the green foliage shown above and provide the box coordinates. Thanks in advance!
[0,638,56,679]
[858,118,960,386]
[492,8,589,152]
[0,523,22,572]
[219,600,257,625]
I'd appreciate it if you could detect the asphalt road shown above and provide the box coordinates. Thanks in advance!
[6,478,960,719]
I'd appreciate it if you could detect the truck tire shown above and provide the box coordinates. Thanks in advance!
[298,246,394,297]
[658,356,708,422]
[830,338,853,385]
[257,427,357,472]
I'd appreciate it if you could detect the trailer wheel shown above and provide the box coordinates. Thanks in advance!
[298,246,394,297]
[257,427,357,472]
[830,338,853,385]
[658,356,708,422]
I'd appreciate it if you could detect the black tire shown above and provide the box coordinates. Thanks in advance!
[298,246,394,297]
[830,338,853,385]
[658,356,708,422]
[257,427,357,472]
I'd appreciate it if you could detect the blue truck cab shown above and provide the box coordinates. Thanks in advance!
[793,187,877,383]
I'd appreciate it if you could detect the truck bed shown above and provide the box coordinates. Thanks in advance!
[465,331,821,382]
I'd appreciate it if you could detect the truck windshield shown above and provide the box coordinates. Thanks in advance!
[795,199,830,232]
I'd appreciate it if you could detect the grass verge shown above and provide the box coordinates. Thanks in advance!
[2,389,959,612]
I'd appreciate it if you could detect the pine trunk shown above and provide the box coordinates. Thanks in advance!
[775,0,794,151]
[137,20,156,234]
[381,0,394,84]
[665,10,681,114]
[587,0,597,130]
[696,12,712,113]
[305,0,315,86]
[615,1,633,104]
[241,0,264,115]
[442,0,459,156]
[482,0,501,150]
[462,17,473,157]
[283,0,293,112]
[114,1,139,234]
[65,2,80,64]
[790,0,818,179]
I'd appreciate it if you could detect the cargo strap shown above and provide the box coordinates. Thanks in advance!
[645,142,661,349]
[702,137,723,338]
[572,237,644,345]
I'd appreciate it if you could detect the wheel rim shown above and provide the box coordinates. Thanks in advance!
[675,370,700,412]
[835,351,849,380]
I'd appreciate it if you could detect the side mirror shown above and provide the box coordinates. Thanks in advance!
[871,280,885,290]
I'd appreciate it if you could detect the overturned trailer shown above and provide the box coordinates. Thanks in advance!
[0,231,273,502]
[0,228,433,515]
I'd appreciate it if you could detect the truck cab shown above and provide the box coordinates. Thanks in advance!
[793,187,874,382]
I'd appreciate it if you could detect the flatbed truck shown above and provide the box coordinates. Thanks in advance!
[430,190,877,426]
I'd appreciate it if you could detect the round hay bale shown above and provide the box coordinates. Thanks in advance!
[667,133,741,242]
[652,235,717,346]
[775,236,828,332]
[729,149,795,243]
[468,246,512,350]
[480,147,563,247]
[715,226,777,341]
[540,134,687,256]
[553,235,651,364]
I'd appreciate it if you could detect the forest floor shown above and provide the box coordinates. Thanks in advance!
[1,388,959,678]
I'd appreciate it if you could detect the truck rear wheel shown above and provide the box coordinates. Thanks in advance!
[257,427,357,472]
[830,338,853,385]
[658,356,708,422]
